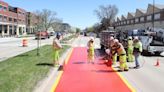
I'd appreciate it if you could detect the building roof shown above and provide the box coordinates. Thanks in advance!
[138,9,147,13]
[117,17,121,21]
[127,12,135,19]
[121,15,127,20]
[0,0,8,6]
[154,4,164,9]
[135,9,147,17]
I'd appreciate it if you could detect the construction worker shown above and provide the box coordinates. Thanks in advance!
[104,36,115,66]
[133,36,143,69]
[127,36,134,62]
[112,39,128,71]
[52,35,62,66]
[87,37,95,64]
[110,37,117,65]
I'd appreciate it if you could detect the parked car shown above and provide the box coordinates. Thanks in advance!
[35,31,50,39]
[47,31,55,36]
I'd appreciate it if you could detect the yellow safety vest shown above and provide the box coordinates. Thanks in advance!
[128,40,133,48]
[133,41,142,52]
[116,44,126,55]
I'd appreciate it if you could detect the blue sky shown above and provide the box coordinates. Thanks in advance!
[3,0,164,29]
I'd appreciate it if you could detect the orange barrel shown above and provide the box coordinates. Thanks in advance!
[22,39,27,47]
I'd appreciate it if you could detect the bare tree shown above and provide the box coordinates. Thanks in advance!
[34,9,59,31]
[33,9,61,56]
[51,19,63,32]
[94,5,118,30]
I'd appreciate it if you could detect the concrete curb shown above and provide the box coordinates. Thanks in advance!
[61,38,75,44]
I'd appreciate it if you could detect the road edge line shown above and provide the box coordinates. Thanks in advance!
[112,67,136,92]
[50,48,73,92]
[65,48,73,65]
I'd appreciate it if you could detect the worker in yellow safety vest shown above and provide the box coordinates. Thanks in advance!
[110,37,117,65]
[112,39,128,71]
[87,37,95,64]
[133,36,143,69]
[109,36,117,65]
[127,36,134,62]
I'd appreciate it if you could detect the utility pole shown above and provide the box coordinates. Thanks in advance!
[152,0,155,31]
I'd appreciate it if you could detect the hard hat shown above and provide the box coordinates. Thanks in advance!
[109,37,114,41]
[114,39,119,44]
[134,36,138,40]
[90,37,94,41]
[128,36,132,40]
[90,37,94,40]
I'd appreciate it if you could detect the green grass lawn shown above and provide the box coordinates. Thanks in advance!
[0,45,70,92]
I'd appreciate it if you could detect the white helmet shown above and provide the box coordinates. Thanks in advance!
[134,36,138,40]
[128,36,132,40]
[114,39,119,43]
[109,36,114,41]
[90,37,94,41]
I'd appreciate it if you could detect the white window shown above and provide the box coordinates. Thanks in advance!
[131,20,134,23]
[9,17,12,22]
[14,19,17,22]
[3,6,7,11]
[135,18,139,23]
[140,17,144,22]
[127,21,129,24]
[4,16,7,21]
[122,21,124,24]
[154,13,160,20]
[147,15,152,21]
[124,21,126,24]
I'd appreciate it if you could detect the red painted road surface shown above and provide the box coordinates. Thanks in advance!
[54,47,131,92]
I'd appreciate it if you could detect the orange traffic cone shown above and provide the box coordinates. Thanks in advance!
[22,39,28,47]
[155,58,160,66]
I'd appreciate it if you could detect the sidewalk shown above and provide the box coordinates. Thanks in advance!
[0,37,35,43]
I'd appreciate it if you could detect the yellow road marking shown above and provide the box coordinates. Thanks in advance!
[50,71,63,92]
[112,67,136,92]
[50,48,73,92]
[65,48,73,65]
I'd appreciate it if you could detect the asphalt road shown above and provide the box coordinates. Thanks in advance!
[0,37,53,62]
[72,36,164,92]
[1,35,163,92]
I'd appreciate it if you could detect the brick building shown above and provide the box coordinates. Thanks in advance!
[114,4,164,31]
[0,0,27,37]
[26,12,39,34]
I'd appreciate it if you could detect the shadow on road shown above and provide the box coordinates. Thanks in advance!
[73,61,86,64]
[91,69,116,73]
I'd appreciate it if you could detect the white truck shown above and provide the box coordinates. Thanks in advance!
[129,29,164,55]
[99,30,115,50]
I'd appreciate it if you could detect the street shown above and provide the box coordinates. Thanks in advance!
[0,36,164,92]
[54,36,164,92]
[0,37,53,61]
[1,0,164,92]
